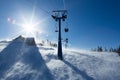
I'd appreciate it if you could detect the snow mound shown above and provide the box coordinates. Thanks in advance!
[0,36,54,80]
[0,41,9,52]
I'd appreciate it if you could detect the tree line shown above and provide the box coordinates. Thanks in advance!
[91,46,120,56]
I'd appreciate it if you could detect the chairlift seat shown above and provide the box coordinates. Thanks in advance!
[64,28,69,32]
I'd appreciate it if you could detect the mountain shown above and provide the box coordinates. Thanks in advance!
[0,36,120,80]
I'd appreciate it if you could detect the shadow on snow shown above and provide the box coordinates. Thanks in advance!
[63,60,94,80]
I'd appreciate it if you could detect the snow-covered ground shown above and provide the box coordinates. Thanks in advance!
[0,37,120,80]
[0,41,9,52]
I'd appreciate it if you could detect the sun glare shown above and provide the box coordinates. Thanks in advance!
[14,16,46,37]
[22,23,35,33]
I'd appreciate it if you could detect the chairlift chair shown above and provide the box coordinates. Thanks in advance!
[64,28,69,32]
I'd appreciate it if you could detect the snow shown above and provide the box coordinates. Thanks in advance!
[0,36,120,80]
[0,41,9,52]
[0,37,54,80]
[13,35,36,46]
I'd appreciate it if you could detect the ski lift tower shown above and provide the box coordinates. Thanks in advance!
[52,10,67,60]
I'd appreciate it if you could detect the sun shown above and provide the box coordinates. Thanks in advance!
[20,20,40,37]
[22,22,35,33]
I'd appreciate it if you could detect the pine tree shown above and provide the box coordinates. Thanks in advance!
[97,46,103,52]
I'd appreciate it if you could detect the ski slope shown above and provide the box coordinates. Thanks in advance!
[0,37,120,80]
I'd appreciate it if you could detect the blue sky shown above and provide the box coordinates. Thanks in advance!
[0,0,120,49]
